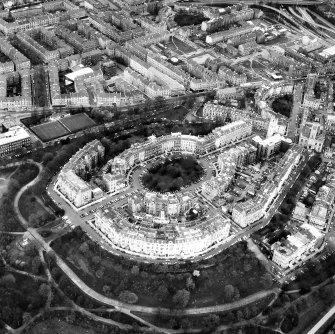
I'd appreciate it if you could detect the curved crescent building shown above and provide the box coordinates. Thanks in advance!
[92,121,253,259]
[95,206,230,259]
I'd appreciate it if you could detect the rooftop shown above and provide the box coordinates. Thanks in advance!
[0,126,30,146]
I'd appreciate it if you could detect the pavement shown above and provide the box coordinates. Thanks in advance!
[307,303,335,334]
[45,147,307,266]
[11,171,279,322]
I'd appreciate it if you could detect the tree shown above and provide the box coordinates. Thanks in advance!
[42,152,54,165]
[51,267,62,281]
[22,312,32,324]
[180,318,191,330]
[186,276,195,290]
[156,284,169,302]
[118,291,138,304]
[236,310,244,321]
[261,273,273,289]
[0,273,16,287]
[79,242,89,253]
[224,284,235,302]
[131,265,139,275]
[38,283,51,300]
[203,314,220,330]
[28,214,40,227]
[31,256,41,274]
[320,284,335,305]
[296,297,308,313]
[172,289,190,308]
[154,96,167,110]
[102,285,111,294]
[184,94,196,109]
[24,242,38,257]
[243,306,251,319]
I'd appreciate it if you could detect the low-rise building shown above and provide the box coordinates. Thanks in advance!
[0,125,31,156]
[252,134,291,160]
[292,202,309,222]
[272,223,323,269]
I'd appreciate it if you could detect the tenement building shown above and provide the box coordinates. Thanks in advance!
[232,145,303,227]
[56,139,105,207]
[94,206,231,259]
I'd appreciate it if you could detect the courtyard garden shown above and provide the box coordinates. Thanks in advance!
[271,94,293,118]
[142,154,204,192]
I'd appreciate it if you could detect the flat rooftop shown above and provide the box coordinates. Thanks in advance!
[0,126,30,146]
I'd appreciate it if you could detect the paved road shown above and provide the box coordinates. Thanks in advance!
[11,158,280,333]
[21,229,281,318]
[307,303,335,334]
[46,149,307,265]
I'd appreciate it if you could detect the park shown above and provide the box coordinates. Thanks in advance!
[142,154,204,192]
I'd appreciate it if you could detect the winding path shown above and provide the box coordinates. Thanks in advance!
[13,160,43,229]
[12,160,278,333]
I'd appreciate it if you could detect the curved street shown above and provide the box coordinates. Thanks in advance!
[11,160,278,325]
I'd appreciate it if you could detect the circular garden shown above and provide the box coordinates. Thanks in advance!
[142,154,204,193]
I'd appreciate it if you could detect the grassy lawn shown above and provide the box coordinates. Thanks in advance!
[51,228,273,309]
[289,300,328,334]
[0,166,17,198]
[18,190,56,228]
[29,318,100,334]
[0,163,39,232]
[27,311,134,334]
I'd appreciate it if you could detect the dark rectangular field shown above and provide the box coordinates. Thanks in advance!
[30,121,70,142]
[59,113,96,133]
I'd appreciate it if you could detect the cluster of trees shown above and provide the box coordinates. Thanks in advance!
[27,135,98,218]
[0,163,39,231]
[90,107,118,124]
[33,66,48,107]
[174,10,205,26]
[52,229,271,309]
[271,94,293,118]
[280,154,321,216]
[265,281,335,333]
[0,270,49,328]
[22,309,139,334]
[155,294,273,331]
[17,192,55,228]
[142,155,203,192]
[284,254,335,292]
[100,137,130,161]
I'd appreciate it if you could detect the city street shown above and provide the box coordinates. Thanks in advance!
[46,149,308,263]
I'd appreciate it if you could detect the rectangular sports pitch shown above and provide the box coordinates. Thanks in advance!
[30,121,70,142]
[30,113,96,142]
[59,113,96,133]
